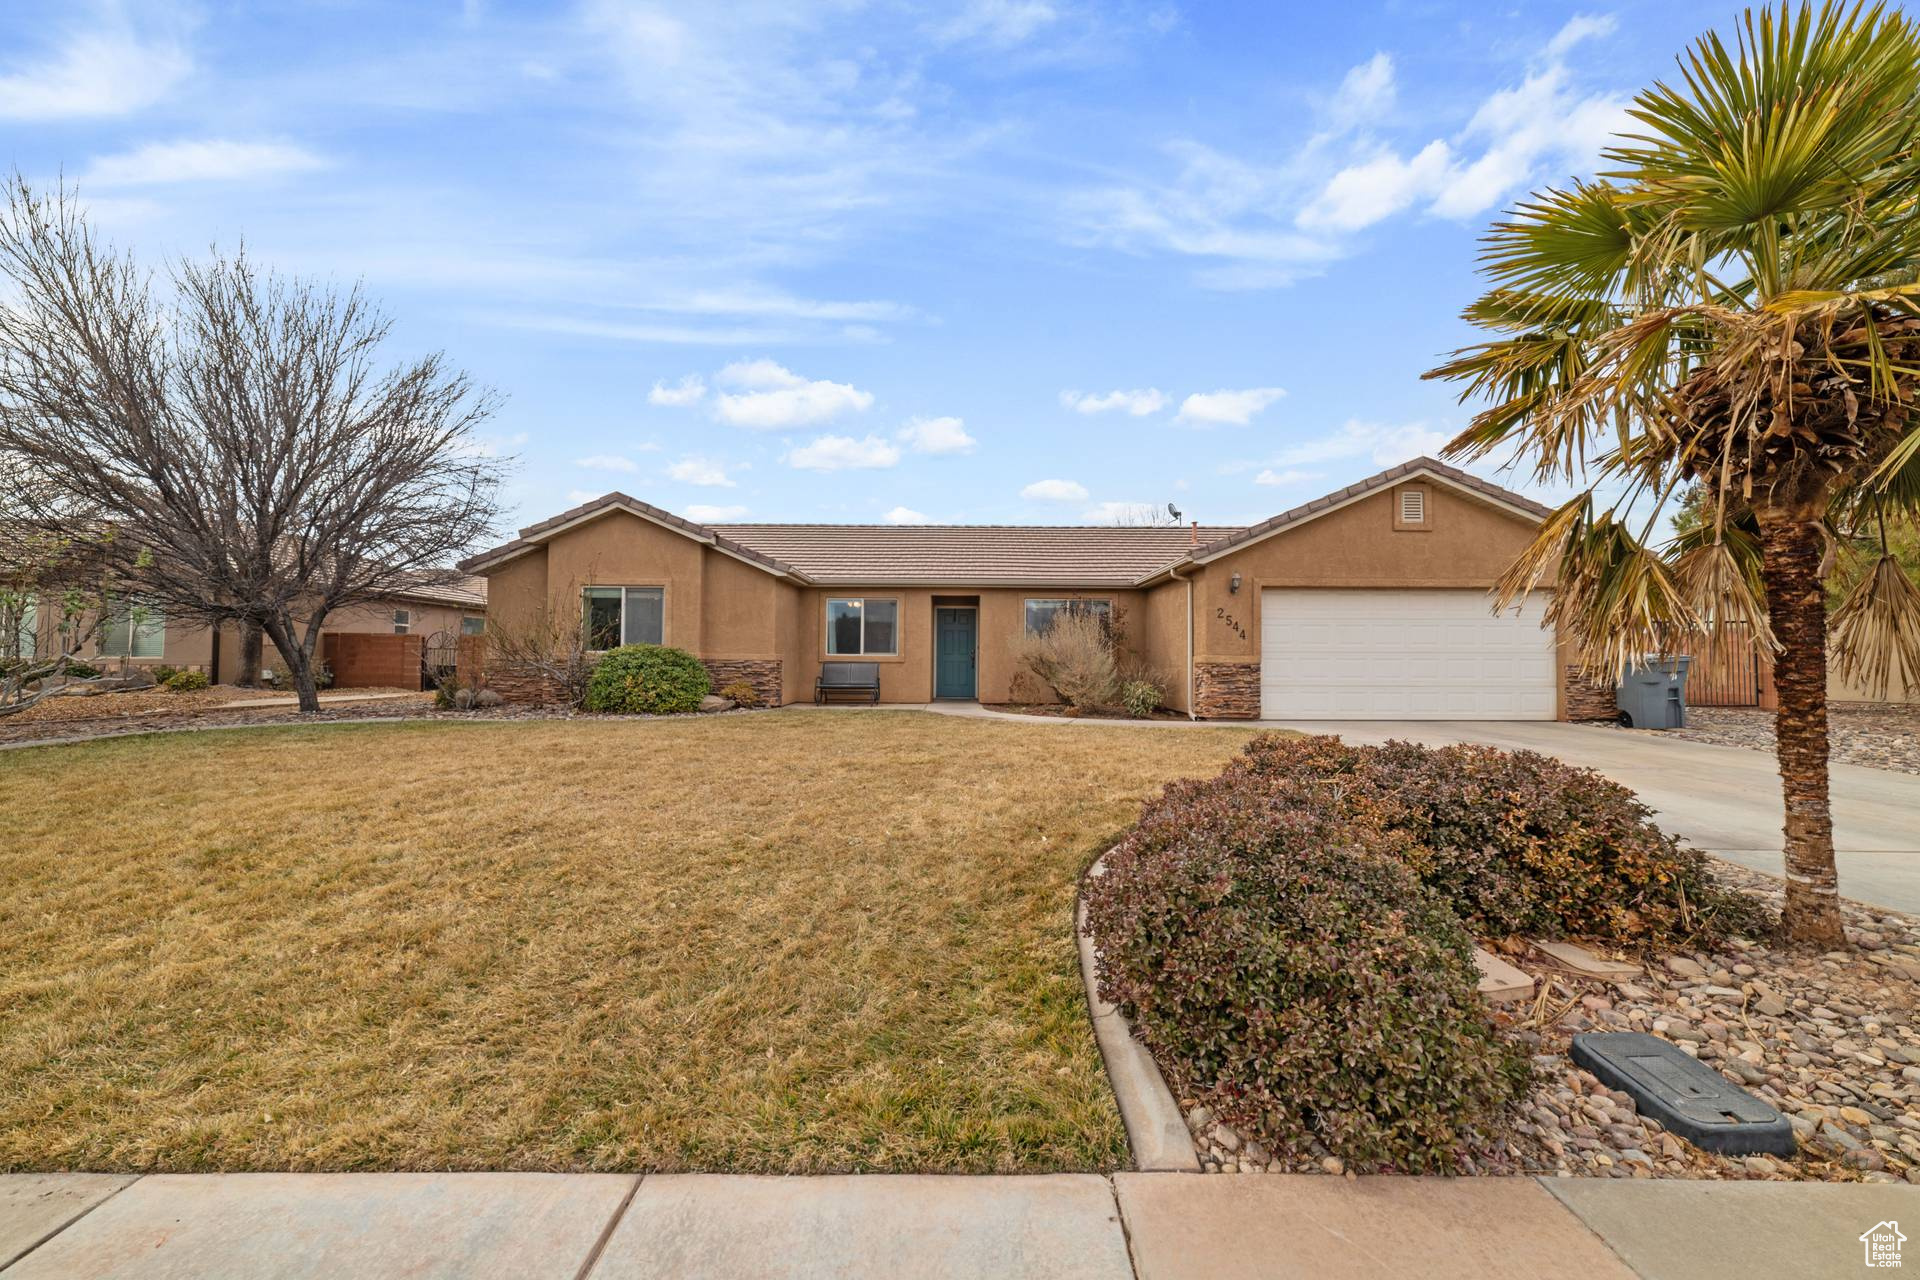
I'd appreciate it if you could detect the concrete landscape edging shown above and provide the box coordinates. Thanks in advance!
[1076,854,1202,1173]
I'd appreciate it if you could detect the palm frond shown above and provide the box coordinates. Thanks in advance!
[1829,553,1920,695]
[1496,495,1701,679]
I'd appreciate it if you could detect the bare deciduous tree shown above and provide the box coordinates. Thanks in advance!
[0,176,508,712]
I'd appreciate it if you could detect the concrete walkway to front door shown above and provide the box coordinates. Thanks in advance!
[1270,719,1920,917]
[4,1170,1911,1279]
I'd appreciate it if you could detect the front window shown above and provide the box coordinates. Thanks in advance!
[826,597,898,655]
[100,600,165,659]
[1024,598,1111,635]
[460,616,486,636]
[584,586,664,649]
[392,609,411,634]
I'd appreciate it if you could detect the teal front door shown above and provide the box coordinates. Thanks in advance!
[935,608,977,699]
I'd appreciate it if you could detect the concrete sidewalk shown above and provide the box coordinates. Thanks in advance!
[3,1171,1911,1279]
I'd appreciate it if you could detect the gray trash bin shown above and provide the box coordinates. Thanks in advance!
[1616,656,1691,729]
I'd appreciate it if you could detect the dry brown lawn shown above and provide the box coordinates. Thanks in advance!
[0,711,1258,1173]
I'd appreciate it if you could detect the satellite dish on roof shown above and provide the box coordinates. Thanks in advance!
[1167,503,1182,523]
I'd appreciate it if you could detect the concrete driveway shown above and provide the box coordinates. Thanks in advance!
[1272,719,1920,916]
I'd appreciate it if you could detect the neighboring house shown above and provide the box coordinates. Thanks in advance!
[464,457,1614,721]
[20,572,487,684]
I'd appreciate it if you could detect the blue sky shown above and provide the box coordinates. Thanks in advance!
[0,0,1719,531]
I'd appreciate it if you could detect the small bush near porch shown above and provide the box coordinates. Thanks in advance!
[0,712,1256,1173]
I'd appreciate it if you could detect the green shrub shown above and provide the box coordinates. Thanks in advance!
[59,660,100,679]
[163,669,210,692]
[584,644,711,715]
[1119,678,1161,718]
[1085,774,1530,1172]
[150,665,179,685]
[718,679,759,708]
[1234,734,1771,945]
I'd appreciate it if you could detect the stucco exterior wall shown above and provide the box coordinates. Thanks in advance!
[1134,579,1192,714]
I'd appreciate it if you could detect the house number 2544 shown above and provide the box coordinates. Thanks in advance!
[1215,607,1247,640]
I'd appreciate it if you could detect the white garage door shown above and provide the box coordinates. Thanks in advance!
[1259,588,1556,720]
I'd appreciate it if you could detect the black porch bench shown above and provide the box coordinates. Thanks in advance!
[815,661,881,705]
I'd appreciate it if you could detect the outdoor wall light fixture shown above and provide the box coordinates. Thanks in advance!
[1230,573,1241,594]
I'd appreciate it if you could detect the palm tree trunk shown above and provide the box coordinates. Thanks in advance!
[1757,509,1847,946]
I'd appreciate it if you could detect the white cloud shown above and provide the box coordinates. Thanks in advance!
[1297,140,1452,233]
[713,360,874,430]
[1071,20,1624,287]
[1240,419,1452,472]
[0,17,191,120]
[1545,13,1619,59]
[1059,388,1169,416]
[82,139,328,186]
[1071,143,1341,291]
[1329,52,1394,126]
[786,434,901,471]
[666,456,737,486]
[1021,478,1089,502]
[1254,468,1324,488]
[686,503,749,522]
[1298,28,1628,234]
[641,290,917,324]
[1176,386,1286,426]
[937,0,1059,47]
[648,374,707,407]
[575,454,641,473]
[883,505,931,524]
[897,415,975,455]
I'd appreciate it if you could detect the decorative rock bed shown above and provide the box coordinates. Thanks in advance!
[1613,704,1920,777]
[1180,858,1920,1183]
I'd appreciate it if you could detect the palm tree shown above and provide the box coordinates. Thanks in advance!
[1427,1,1920,946]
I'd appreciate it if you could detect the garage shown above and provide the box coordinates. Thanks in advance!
[1259,588,1557,720]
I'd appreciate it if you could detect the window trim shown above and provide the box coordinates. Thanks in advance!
[824,596,901,657]
[582,584,667,651]
[1022,597,1114,636]
[392,608,411,635]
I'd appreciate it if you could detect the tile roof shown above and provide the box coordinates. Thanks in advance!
[458,492,805,578]
[708,524,1245,586]
[457,459,1549,587]
[382,572,488,609]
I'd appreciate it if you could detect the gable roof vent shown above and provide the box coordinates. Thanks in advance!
[1400,487,1426,525]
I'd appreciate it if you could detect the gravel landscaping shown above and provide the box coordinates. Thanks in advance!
[1185,858,1920,1184]
[1618,703,1920,776]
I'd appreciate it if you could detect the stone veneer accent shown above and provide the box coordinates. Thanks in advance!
[1563,665,1617,721]
[702,658,784,708]
[1194,661,1261,719]
[479,659,568,705]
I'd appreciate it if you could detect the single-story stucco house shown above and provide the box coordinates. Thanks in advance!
[460,457,1615,721]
